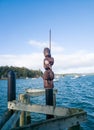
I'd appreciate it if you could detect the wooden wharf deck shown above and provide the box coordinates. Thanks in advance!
[1,88,87,130]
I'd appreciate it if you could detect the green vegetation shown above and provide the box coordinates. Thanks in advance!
[0,66,43,79]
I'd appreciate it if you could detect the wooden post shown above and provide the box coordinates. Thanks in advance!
[8,71,16,102]
[8,71,18,127]
[19,94,31,126]
[5,70,16,127]
[26,96,31,124]
[45,89,54,119]
[19,94,26,126]
[53,93,56,108]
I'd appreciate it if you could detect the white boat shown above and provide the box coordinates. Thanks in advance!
[31,78,37,80]
[71,75,81,79]
[53,78,59,82]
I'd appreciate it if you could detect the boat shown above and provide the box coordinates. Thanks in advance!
[71,75,81,79]
[53,78,59,82]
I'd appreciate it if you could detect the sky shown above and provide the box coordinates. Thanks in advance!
[0,0,94,74]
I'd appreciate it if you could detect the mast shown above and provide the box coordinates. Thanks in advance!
[49,29,51,52]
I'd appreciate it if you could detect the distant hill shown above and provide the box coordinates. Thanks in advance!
[0,66,43,79]
[55,73,94,77]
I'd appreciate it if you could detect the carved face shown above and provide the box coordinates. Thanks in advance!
[44,48,51,57]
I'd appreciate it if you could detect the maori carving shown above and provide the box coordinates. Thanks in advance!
[43,48,54,88]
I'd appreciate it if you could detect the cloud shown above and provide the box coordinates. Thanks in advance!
[28,40,64,54]
[29,40,47,48]
[0,53,44,70]
[0,40,94,74]
[0,50,94,74]
[53,51,94,73]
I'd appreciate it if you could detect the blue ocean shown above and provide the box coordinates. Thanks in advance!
[0,75,94,129]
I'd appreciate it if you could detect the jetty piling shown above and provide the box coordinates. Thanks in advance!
[8,71,16,102]
[19,94,31,126]
[0,71,17,130]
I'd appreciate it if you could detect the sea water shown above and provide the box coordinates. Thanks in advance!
[0,75,94,129]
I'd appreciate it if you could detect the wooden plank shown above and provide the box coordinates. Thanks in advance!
[25,88,57,96]
[1,111,21,130]
[8,101,85,117]
[11,112,87,130]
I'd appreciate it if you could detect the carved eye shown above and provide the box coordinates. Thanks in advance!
[45,60,49,65]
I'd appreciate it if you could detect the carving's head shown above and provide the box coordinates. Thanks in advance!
[44,48,51,57]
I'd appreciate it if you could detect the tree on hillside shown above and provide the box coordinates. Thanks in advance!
[0,66,43,79]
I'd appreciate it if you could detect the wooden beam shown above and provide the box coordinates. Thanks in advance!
[11,112,87,130]
[25,88,57,96]
[1,111,21,130]
[8,101,86,117]
[0,110,13,129]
